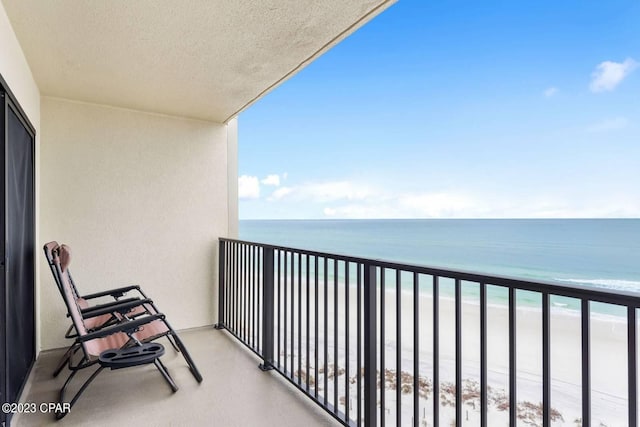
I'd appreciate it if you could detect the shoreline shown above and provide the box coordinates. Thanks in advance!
[394,287,631,324]
[272,280,630,426]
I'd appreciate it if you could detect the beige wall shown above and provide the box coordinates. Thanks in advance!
[40,97,233,350]
[3,1,241,353]
[0,2,40,126]
[226,117,239,238]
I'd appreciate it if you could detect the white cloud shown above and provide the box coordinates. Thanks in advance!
[318,186,478,219]
[319,193,640,219]
[252,178,640,219]
[518,196,640,218]
[261,174,280,186]
[323,207,337,216]
[321,204,400,219]
[304,181,374,202]
[397,192,476,217]
[269,187,293,200]
[238,175,260,200]
[589,58,638,92]
[543,87,558,97]
[268,180,375,203]
[587,117,629,132]
[268,179,479,218]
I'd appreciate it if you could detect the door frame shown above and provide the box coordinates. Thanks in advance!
[0,72,37,427]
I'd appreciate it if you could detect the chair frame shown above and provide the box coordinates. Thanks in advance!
[45,243,203,419]
[43,243,198,380]
[49,246,180,419]
[56,314,177,419]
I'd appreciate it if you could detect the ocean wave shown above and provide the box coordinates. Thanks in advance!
[555,278,640,292]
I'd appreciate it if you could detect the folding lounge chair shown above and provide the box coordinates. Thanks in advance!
[44,242,159,376]
[49,244,180,419]
[44,242,150,333]
[47,244,203,389]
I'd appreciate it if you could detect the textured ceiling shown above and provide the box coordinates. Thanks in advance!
[3,0,395,123]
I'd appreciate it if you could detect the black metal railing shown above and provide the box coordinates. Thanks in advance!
[217,238,640,427]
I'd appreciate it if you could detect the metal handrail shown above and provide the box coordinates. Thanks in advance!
[217,237,639,427]
[219,237,640,306]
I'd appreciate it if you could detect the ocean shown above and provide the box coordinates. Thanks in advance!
[239,219,640,316]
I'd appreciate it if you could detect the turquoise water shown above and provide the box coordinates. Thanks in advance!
[239,219,640,316]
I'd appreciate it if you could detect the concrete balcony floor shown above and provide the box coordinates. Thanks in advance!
[15,328,339,426]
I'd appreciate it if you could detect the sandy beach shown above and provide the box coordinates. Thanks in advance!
[266,278,630,426]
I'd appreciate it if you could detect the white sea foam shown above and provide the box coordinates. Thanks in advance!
[555,278,640,292]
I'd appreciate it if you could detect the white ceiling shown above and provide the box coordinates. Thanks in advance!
[3,0,395,123]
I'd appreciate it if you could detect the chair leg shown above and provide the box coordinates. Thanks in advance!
[153,358,178,392]
[53,345,78,378]
[172,332,203,383]
[165,334,180,353]
[63,324,77,339]
[56,365,104,420]
[58,367,79,406]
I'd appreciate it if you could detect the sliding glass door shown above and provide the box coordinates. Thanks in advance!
[1,82,36,427]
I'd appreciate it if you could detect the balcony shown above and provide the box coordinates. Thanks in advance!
[12,237,639,426]
[0,2,398,426]
[214,238,637,427]
[15,327,337,426]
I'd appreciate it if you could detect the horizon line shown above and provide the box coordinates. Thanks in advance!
[239,217,639,221]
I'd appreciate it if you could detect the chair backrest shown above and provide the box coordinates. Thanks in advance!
[43,241,61,290]
[44,241,83,300]
[43,241,59,263]
[49,243,132,358]
[50,245,90,349]
[51,245,100,359]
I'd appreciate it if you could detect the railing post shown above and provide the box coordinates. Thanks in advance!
[542,292,550,427]
[582,299,591,427]
[259,247,275,371]
[214,239,226,330]
[363,262,377,427]
[629,306,637,427]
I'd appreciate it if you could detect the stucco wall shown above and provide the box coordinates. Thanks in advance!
[226,117,239,238]
[0,2,40,126]
[39,97,231,350]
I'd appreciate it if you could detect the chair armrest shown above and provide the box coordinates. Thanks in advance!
[81,285,146,300]
[78,314,165,342]
[80,297,140,315]
[82,298,153,319]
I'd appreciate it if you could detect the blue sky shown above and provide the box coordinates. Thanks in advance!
[238,0,640,220]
